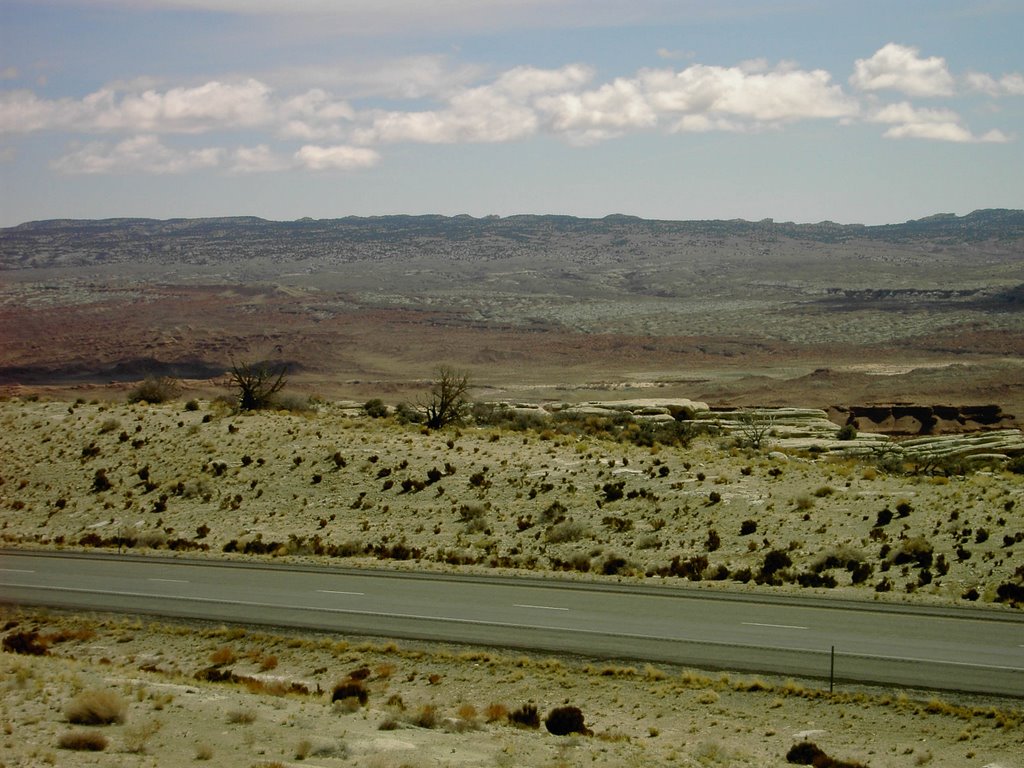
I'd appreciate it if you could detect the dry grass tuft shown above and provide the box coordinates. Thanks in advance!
[226,708,256,724]
[209,644,236,665]
[484,702,509,723]
[58,730,108,751]
[65,689,127,725]
[122,718,162,754]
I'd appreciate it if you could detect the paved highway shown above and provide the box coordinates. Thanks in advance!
[1,551,1021,697]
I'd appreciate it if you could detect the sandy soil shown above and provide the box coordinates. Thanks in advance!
[1,607,1020,768]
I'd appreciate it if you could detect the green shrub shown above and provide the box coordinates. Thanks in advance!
[364,398,388,418]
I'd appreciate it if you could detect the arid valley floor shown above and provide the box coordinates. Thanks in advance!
[1,211,1023,766]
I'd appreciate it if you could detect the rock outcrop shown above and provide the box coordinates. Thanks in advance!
[827,404,1015,435]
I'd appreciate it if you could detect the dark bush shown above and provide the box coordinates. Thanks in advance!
[601,556,630,575]
[706,529,721,552]
[509,703,540,729]
[91,469,112,493]
[3,630,48,655]
[797,572,837,588]
[544,706,591,736]
[762,549,791,575]
[874,508,893,527]
[995,582,1024,604]
[740,519,757,536]
[332,679,368,706]
[891,537,933,569]
[849,561,873,584]
[836,424,857,440]
[786,740,827,764]
[602,481,625,502]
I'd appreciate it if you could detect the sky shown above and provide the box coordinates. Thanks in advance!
[0,0,1022,226]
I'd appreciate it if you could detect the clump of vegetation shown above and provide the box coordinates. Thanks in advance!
[786,740,867,767]
[2,630,48,656]
[544,705,591,736]
[58,730,108,751]
[423,366,470,429]
[128,375,181,404]
[229,360,288,411]
[508,703,540,729]
[65,689,127,725]
[364,398,388,418]
[331,679,368,707]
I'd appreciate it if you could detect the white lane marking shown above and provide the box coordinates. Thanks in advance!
[317,589,365,596]
[743,622,807,630]
[0,569,35,573]
[514,604,569,611]
[147,578,189,584]
[7,583,1023,674]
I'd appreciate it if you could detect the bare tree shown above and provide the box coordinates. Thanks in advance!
[423,366,470,429]
[736,409,776,450]
[229,360,288,411]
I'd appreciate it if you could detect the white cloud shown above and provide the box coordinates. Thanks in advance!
[52,135,223,174]
[354,64,588,145]
[646,64,857,123]
[539,77,656,144]
[870,101,1009,143]
[851,43,955,97]
[965,71,1024,96]
[293,144,380,170]
[269,56,485,100]
[87,79,273,133]
[0,79,274,135]
[538,61,857,142]
[229,144,291,173]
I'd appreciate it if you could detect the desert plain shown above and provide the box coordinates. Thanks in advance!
[1,211,1023,766]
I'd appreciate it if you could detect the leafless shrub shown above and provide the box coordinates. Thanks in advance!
[128,376,181,404]
[422,366,470,429]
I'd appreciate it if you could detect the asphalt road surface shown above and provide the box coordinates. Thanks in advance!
[1,550,1021,697]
